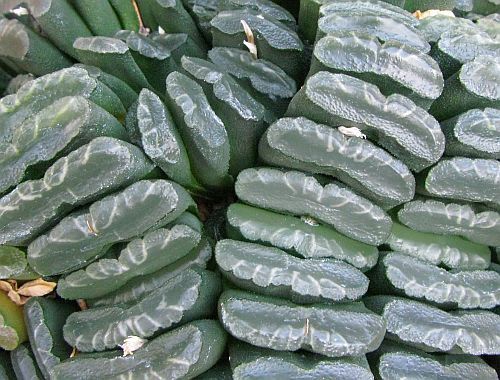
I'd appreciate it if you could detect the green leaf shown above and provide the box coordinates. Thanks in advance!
[230,340,374,380]
[310,33,443,109]
[286,72,445,172]
[164,71,231,189]
[27,179,195,276]
[441,107,500,159]
[57,224,201,299]
[0,96,128,194]
[88,237,212,308]
[0,292,27,351]
[0,246,26,279]
[235,167,392,245]
[181,55,267,174]
[10,343,44,380]
[430,55,500,121]
[218,289,386,357]
[398,198,500,246]
[259,117,415,209]
[50,320,227,380]
[0,137,155,246]
[125,89,201,190]
[420,157,500,209]
[0,18,72,76]
[369,252,500,309]
[226,203,379,270]
[211,9,304,79]
[71,0,122,36]
[63,269,221,352]
[364,295,500,355]
[216,239,369,303]
[386,222,491,270]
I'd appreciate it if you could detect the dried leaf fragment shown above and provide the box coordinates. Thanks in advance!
[0,278,56,305]
[413,9,455,19]
[241,19,257,59]
[338,126,367,139]
[120,336,147,356]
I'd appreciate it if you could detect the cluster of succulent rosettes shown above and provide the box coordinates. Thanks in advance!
[0,0,499,379]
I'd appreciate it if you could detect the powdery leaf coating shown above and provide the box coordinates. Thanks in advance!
[460,55,500,101]
[0,67,100,143]
[259,118,415,210]
[442,108,500,159]
[312,33,443,104]
[386,222,491,270]
[0,247,26,279]
[10,343,45,380]
[226,203,378,270]
[287,73,445,172]
[73,36,129,54]
[364,296,500,355]
[218,290,386,357]
[417,14,479,43]
[0,137,154,246]
[0,96,127,194]
[208,47,297,100]
[88,238,212,308]
[63,269,219,352]
[373,252,500,309]
[319,0,417,24]
[115,30,170,60]
[165,71,230,188]
[50,320,226,380]
[57,224,201,299]
[317,13,429,53]
[23,297,76,379]
[220,0,296,28]
[236,167,392,245]
[27,179,194,276]
[374,341,497,380]
[398,198,500,246]
[437,30,500,65]
[423,157,500,208]
[230,341,374,380]
[216,239,369,303]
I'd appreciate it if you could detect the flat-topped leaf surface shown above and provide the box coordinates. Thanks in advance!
[417,14,479,43]
[126,89,199,190]
[442,107,500,159]
[0,137,154,246]
[422,157,500,208]
[226,203,379,270]
[286,73,445,172]
[57,224,201,299]
[430,55,500,121]
[0,292,27,351]
[386,222,491,270]
[210,9,304,78]
[311,33,443,108]
[63,269,220,352]
[317,12,430,53]
[24,297,77,379]
[370,252,500,309]
[10,343,44,380]
[235,167,392,245]
[364,296,500,355]
[88,237,212,308]
[0,96,127,194]
[50,320,227,380]
[0,246,27,279]
[398,198,500,246]
[219,290,386,357]
[165,71,231,189]
[259,117,415,209]
[230,341,374,380]
[216,239,369,303]
[219,0,296,29]
[0,67,125,145]
[181,56,267,174]
[27,179,194,275]
[372,340,497,380]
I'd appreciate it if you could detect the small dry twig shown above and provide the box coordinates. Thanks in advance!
[241,20,257,59]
